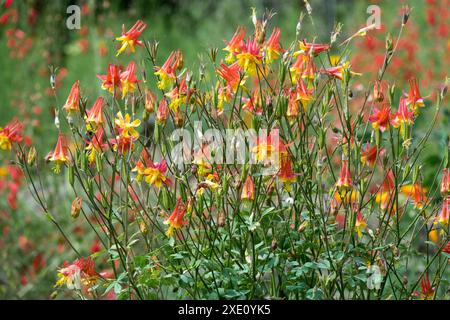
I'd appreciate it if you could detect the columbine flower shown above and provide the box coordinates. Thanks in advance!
[156,98,169,124]
[45,134,70,174]
[62,80,80,116]
[241,175,255,201]
[355,211,367,239]
[115,111,141,139]
[419,273,434,300]
[369,103,391,132]
[376,170,395,211]
[119,61,139,99]
[336,159,352,190]
[85,127,107,165]
[55,257,97,290]
[290,54,315,83]
[236,37,262,76]
[278,155,297,190]
[115,20,146,56]
[441,168,450,196]
[164,198,189,237]
[132,151,171,188]
[97,64,123,95]
[242,90,263,115]
[320,61,359,81]
[196,173,221,196]
[264,28,283,64]
[0,119,23,151]
[405,78,425,114]
[166,74,193,111]
[216,61,244,93]
[154,51,182,90]
[296,39,330,56]
[85,97,105,132]
[286,79,314,118]
[223,27,246,64]
[437,197,449,226]
[361,144,383,167]
[111,135,134,155]
[71,196,83,219]
[400,183,428,209]
[392,96,414,140]
[251,132,286,163]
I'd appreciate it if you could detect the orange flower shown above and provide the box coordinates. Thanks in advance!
[166,74,193,111]
[45,134,70,173]
[278,155,297,188]
[369,103,391,132]
[62,80,80,115]
[405,78,425,114]
[110,135,134,155]
[97,64,123,95]
[297,39,330,56]
[119,61,139,99]
[236,37,262,76]
[85,127,107,164]
[290,54,315,83]
[85,97,105,131]
[392,96,414,139]
[336,159,352,190]
[115,20,146,56]
[320,61,358,81]
[133,151,171,188]
[156,98,169,124]
[437,197,449,225]
[373,80,386,102]
[286,79,314,117]
[376,170,395,211]
[241,175,255,201]
[216,61,243,93]
[355,211,367,239]
[264,28,283,64]
[251,132,287,163]
[361,144,383,167]
[164,198,189,237]
[0,119,23,151]
[154,51,182,90]
[242,90,263,115]
[440,168,450,196]
[223,27,246,64]
[400,183,427,209]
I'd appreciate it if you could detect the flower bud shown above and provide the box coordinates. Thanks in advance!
[71,196,82,219]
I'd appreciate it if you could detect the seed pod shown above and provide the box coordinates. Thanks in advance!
[27,147,37,166]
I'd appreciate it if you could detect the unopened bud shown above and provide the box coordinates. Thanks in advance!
[71,196,83,219]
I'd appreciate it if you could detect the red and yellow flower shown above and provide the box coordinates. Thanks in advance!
[0,119,23,151]
[236,37,262,76]
[85,127,107,164]
[241,175,255,201]
[296,39,330,56]
[115,111,141,139]
[264,28,283,64]
[223,27,246,64]
[45,134,70,174]
[115,20,146,56]
[336,159,352,190]
[97,64,123,95]
[56,257,97,290]
[405,78,425,114]
[119,61,139,99]
[154,50,182,90]
[85,97,105,132]
[62,80,80,116]
[164,198,189,237]
[392,96,414,140]
[133,151,171,188]
[355,211,367,239]
[369,103,391,132]
[400,183,428,209]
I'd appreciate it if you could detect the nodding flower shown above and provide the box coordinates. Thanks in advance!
[441,168,450,196]
[286,79,314,118]
[290,54,315,84]
[251,132,287,163]
[85,97,105,132]
[132,150,171,189]
[85,127,107,165]
[296,39,330,56]
[236,37,262,76]
[354,211,367,239]
[45,134,70,174]
[376,170,395,211]
[115,111,141,140]
[278,155,297,190]
[400,183,428,209]
[62,80,80,116]
[164,198,189,237]
[115,20,146,56]
[392,96,414,140]
[320,61,359,81]
[119,61,139,99]
[0,119,23,151]
[405,78,425,114]
[55,257,97,290]
[241,175,255,201]
[166,74,193,111]
[361,144,383,167]
[369,103,391,132]
[154,50,182,90]
[437,197,449,226]
[336,159,352,190]
[216,61,244,93]
[264,28,283,64]
[156,98,169,124]
[97,64,123,95]
[223,27,246,64]
[110,134,134,155]
[419,273,434,300]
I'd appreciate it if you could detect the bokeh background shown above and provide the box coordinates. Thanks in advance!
[0,0,448,299]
